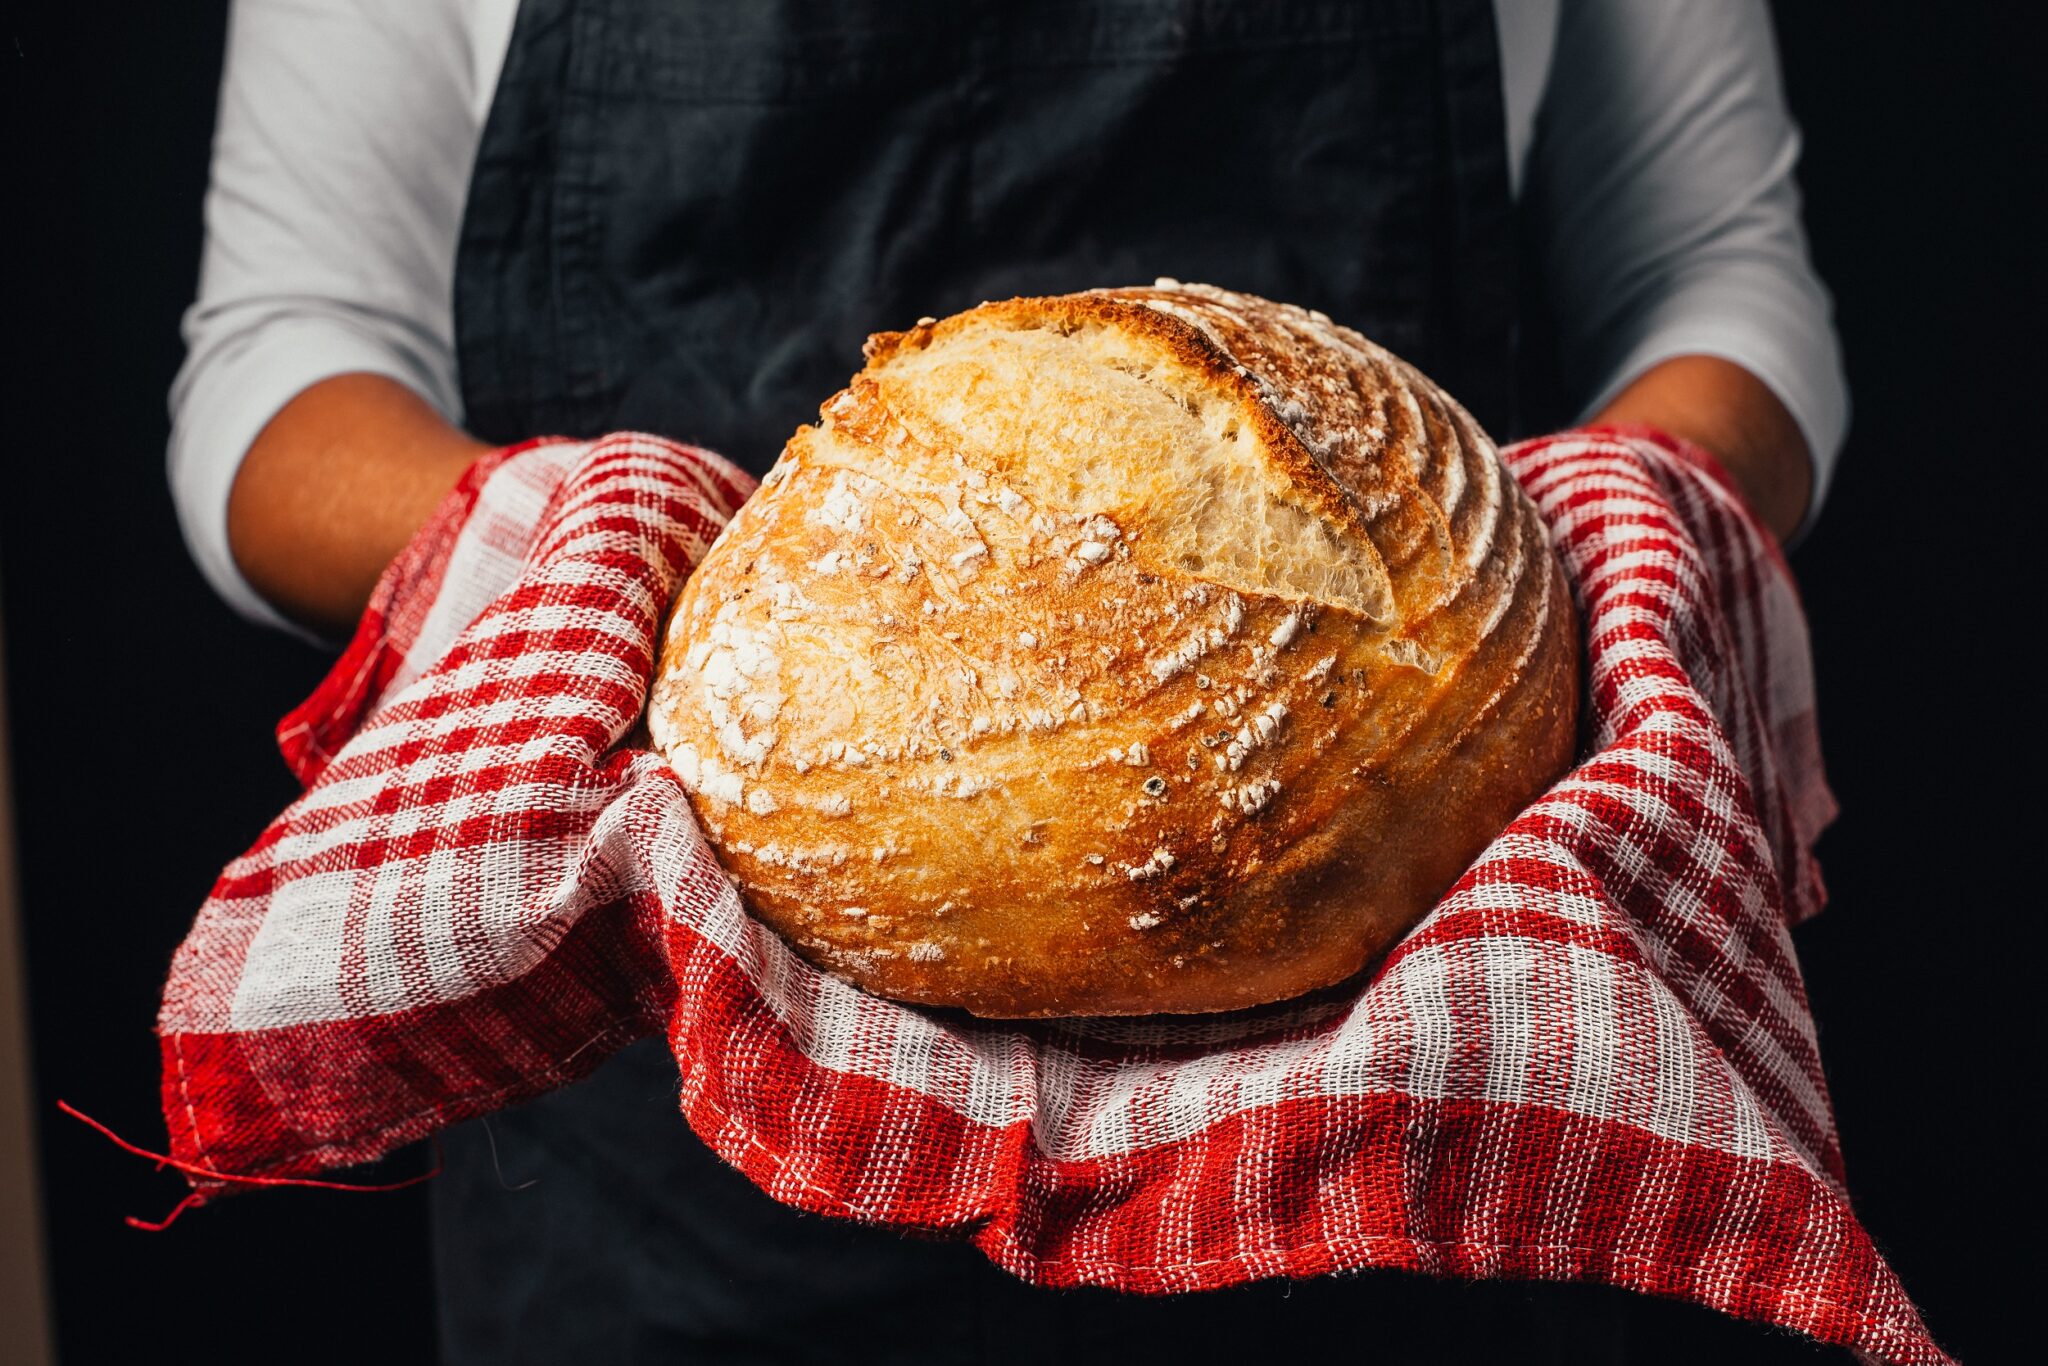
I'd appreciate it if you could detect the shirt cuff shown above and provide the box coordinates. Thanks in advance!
[168,314,455,638]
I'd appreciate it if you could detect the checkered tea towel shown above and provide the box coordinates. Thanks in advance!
[151,428,1946,1363]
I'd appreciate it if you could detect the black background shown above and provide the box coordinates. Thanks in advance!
[2,5,2039,1363]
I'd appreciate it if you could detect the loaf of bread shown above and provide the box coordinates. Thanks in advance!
[649,283,1578,1017]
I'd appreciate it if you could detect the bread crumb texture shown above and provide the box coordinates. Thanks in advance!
[649,283,1578,1016]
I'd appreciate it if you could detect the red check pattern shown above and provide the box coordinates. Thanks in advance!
[155,429,1946,1363]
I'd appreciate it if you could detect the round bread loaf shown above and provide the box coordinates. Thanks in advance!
[649,282,1578,1017]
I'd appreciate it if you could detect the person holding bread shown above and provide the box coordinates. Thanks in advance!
[171,1,1847,1360]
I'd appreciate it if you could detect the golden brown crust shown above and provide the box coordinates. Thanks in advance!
[649,283,1579,1016]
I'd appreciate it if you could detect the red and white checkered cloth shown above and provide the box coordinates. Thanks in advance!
[155,428,1946,1363]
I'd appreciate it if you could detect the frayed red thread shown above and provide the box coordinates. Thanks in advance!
[127,1191,206,1232]
[57,1099,442,1230]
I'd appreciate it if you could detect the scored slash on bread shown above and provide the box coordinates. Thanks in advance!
[649,282,1577,1017]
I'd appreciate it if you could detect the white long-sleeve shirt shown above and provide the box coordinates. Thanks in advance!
[171,0,1848,630]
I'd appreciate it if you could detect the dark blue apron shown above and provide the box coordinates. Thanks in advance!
[434,2,1748,1361]
[455,0,1518,465]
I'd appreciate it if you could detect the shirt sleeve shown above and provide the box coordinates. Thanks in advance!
[167,0,512,629]
[1528,0,1849,531]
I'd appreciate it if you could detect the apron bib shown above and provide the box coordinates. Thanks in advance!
[456,0,1516,466]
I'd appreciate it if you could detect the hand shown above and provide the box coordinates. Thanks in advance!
[1590,354,1813,542]
[227,373,491,634]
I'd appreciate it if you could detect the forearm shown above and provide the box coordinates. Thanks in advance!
[226,373,489,635]
[1529,0,1844,545]
[1590,354,1812,542]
